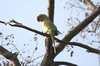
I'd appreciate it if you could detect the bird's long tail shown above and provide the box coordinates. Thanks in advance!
[51,36,56,54]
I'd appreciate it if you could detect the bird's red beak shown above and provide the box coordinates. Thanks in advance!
[37,18,40,22]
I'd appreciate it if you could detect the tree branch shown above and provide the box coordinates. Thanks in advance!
[55,38,100,55]
[48,0,55,22]
[54,6,100,58]
[0,20,49,37]
[54,61,77,66]
[0,19,100,55]
[1,19,100,66]
[41,38,55,66]
[0,46,21,66]
[80,0,96,10]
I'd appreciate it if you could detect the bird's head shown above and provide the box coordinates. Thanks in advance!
[37,14,48,22]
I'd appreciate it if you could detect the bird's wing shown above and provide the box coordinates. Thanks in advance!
[49,20,62,35]
[43,19,61,35]
[48,20,58,31]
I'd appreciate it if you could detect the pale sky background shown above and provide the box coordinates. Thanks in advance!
[0,0,100,66]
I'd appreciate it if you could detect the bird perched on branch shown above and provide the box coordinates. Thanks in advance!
[37,14,61,54]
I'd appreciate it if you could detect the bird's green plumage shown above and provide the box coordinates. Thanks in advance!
[37,14,61,53]
[37,14,61,36]
[41,19,58,36]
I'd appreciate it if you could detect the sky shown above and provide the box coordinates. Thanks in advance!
[0,0,100,66]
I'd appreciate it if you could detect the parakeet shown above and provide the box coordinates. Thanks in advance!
[37,14,61,53]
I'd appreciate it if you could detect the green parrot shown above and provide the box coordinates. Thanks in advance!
[37,14,61,53]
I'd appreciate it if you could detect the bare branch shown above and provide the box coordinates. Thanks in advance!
[41,37,54,66]
[48,0,55,22]
[0,46,21,66]
[1,19,100,55]
[0,21,6,24]
[81,0,96,10]
[56,39,100,55]
[54,61,77,66]
[0,20,49,37]
[66,2,86,10]
[55,6,100,57]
